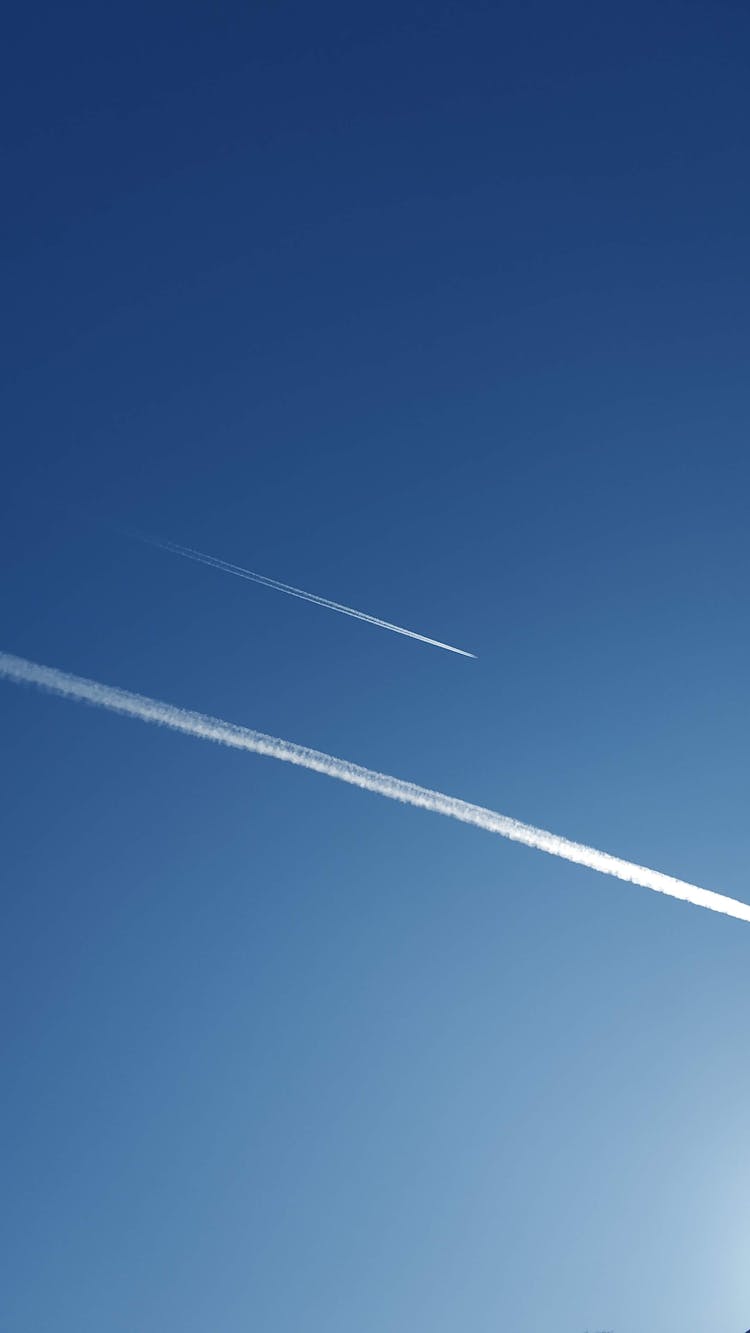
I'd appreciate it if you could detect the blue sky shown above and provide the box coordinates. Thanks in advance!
[2,3,750,1329]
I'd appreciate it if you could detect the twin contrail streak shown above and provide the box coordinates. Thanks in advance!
[136,534,476,658]
[1,650,748,924]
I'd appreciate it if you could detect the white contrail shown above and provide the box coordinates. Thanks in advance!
[1,650,747,924]
[133,533,476,659]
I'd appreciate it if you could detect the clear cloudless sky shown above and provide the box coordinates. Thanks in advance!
[2,3,749,1330]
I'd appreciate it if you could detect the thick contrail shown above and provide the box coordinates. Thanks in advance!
[1,650,747,924]
[134,533,476,659]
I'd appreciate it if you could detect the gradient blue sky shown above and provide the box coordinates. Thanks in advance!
[2,4,750,1330]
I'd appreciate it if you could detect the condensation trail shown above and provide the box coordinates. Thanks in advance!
[135,533,476,659]
[1,649,748,924]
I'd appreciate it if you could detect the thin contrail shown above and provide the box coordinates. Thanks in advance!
[133,533,476,659]
[1,650,748,925]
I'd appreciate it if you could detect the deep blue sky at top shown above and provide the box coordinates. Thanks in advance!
[2,4,750,1331]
